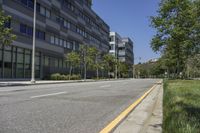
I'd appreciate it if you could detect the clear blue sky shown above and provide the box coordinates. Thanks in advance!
[92,0,160,64]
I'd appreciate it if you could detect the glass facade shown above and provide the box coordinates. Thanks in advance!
[0,45,71,79]
[0,45,41,79]
[0,48,3,78]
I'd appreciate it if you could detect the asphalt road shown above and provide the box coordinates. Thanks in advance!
[0,79,159,133]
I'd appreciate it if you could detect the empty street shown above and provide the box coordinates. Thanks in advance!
[0,79,159,133]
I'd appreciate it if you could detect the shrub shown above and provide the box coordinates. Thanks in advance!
[50,73,61,80]
[59,74,68,80]
[50,73,81,80]
[70,74,81,80]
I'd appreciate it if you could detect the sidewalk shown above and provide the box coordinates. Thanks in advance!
[0,78,132,87]
[0,80,91,87]
[114,83,163,133]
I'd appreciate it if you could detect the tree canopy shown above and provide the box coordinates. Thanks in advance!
[0,11,16,47]
[150,0,200,77]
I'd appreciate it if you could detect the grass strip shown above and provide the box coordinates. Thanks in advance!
[163,80,200,133]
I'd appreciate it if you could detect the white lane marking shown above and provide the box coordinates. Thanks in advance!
[30,91,67,99]
[0,90,12,92]
[100,85,111,88]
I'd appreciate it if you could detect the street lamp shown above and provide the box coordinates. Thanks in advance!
[31,0,37,83]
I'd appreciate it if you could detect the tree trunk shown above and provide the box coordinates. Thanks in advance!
[69,65,72,80]
[115,64,118,79]
[108,70,110,80]
[96,67,99,79]
[84,63,87,80]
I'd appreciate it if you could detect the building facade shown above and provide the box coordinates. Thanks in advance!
[109,32,122,58]
[118,38,134,65]
[0,0,110,79]
[109,32,134,77]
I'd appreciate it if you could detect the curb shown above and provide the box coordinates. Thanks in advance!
[99,81,161,133]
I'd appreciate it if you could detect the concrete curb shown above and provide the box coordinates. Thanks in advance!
[100,80,162,133]
[113,81,163,133]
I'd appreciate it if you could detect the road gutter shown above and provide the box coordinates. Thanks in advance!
[99,83,158,133]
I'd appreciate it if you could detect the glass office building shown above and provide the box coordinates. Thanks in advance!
[0,0,110,79]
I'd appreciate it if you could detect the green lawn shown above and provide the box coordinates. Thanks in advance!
[163,80,200,133]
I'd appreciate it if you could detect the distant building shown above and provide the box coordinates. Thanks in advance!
[119,38,134,65]
[109,32,122,58]
[109,32,134,77]
[148,58,159,63]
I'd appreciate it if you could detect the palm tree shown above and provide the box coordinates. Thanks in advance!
[66,51,80,80]
[103,54,115,79]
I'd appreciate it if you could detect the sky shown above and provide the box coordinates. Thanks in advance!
[92,0,161,64]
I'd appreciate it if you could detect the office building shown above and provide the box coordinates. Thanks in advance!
[0,0,110,79]
[109,32,134,77]
[118,38,134,65]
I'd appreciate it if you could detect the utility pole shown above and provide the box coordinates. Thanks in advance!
[31,0,36,83]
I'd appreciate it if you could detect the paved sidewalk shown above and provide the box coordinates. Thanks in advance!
[0,80,90,87]
[0,78,133,87]
[114,83,163,133]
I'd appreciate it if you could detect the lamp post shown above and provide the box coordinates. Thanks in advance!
[31,0,37,83]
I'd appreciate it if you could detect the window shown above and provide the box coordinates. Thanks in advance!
[46,9,50,18]
[20,23,45,39]
[76,26,86,37]
[27,27,33,36]
[59,39,63,46]
[110,36,114,42]
[75,42,79,50]
[55,59,58,68]
[73,42,76,50]
[64,1,75,12]
[110,44,114,50]
[36,30,45,40]
[27,0,34,8]
[20,0,34,9]
[50,36,55,44]
[40,6,45,16]
[21,0,28,5]
[59,59,63,68]
[56,16,60,23]
[16,48,24,78]
[36,3,40,11]
[64,20,71,29]
[55,37,59,45]
[44,56,49,66]
[20,24,26,34]
[64,41,67,48]
[67,42,71,49]
[37,3,50,18]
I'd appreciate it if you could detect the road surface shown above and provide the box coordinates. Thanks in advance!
[0,79,159,133]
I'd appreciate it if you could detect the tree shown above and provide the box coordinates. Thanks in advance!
[91,48,101,79]
[118,61,129,78]
[191,0,200,54]
[103,54,115,78]
[0,11,16,47]
[79,45,102,79]
[134,61,165,78]
[80,45,88,80]
[66,51,80,80]
[87,47,97,70]
[185,54,200,78]
[150,0,198,77]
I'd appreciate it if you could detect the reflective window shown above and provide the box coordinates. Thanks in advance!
[4,50,12,78]
[50,36,54,44]
[44,56,49,66]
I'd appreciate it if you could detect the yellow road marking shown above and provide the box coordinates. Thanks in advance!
[99,84,158,133]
